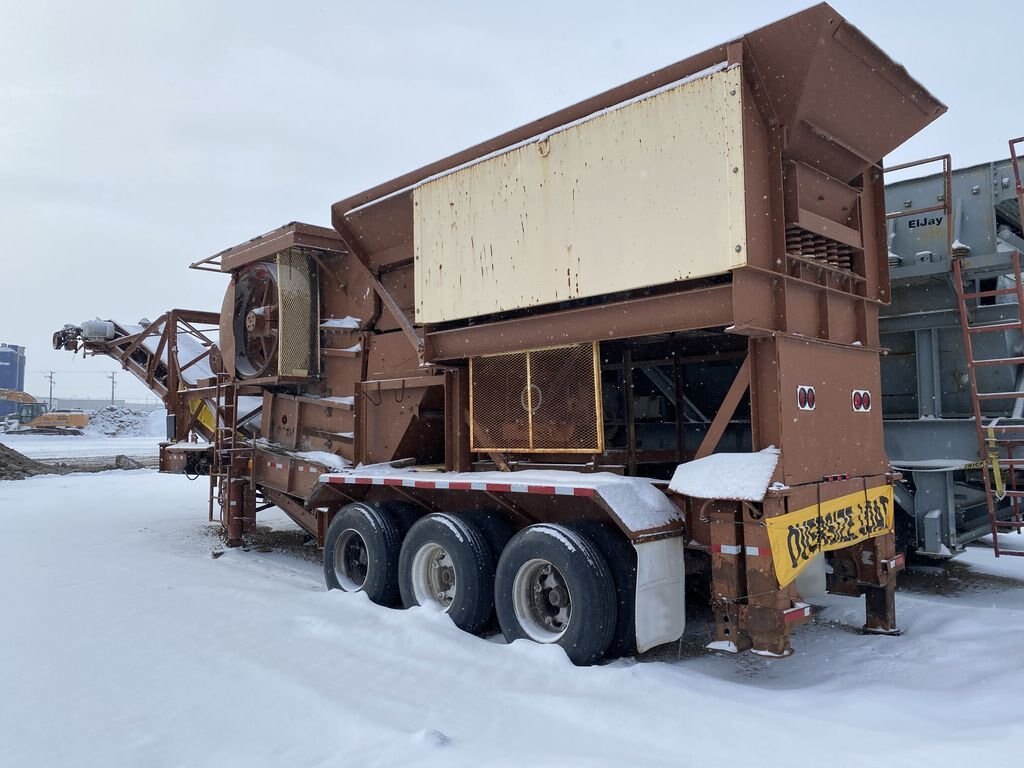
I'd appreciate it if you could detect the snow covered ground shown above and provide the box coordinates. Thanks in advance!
[1,470,1023,766]
[0,433,163,462]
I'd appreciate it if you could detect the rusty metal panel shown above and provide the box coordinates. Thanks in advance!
[470,343,603,453]
[414,65,747,324]
[771,336,887,485]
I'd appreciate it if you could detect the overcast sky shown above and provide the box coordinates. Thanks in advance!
[2,0,1020,401]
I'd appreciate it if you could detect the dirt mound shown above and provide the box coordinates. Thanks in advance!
[0,442,147,480]
[0,442,55,480]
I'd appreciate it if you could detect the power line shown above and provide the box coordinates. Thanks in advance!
[33,369,119,376]
[44,371,54,410]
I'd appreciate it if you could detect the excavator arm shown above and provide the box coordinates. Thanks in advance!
[0,389,38,405]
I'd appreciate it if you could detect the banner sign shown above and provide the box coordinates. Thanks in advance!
[766,485,893,587]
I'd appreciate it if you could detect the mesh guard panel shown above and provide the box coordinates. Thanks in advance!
[276,250,318,378]
[470,343,603,454]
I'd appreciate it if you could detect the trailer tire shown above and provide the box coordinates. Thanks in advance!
[398,513,496,634]
[567,521,637,659]
[323,502,403,607]
[466,510,514,561]
[495,524,616,666]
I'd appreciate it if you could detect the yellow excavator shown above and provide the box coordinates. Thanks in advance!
[0,389,89,435]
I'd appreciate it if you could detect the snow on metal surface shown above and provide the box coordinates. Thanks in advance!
[292,450,350,471]
[321,396,355,406]
[116,321,215,386]
[320,467,681,533]
[319,316,361,329]
[668,447,781,502]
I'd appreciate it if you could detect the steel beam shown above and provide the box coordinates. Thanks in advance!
[330,215,424,357]
[694,356,750,460]
[424,284,733,361]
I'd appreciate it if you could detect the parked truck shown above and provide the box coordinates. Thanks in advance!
[53,4,944,662]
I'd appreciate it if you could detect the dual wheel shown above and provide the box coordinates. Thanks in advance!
[322,502,634,665]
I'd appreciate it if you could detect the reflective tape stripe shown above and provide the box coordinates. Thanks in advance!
[783,603,812,623]
[712,544,742,555]
[323,474,606,498]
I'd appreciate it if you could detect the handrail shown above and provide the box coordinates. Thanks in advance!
[883,154,953,257]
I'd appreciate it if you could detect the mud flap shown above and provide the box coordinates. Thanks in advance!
[633,536,686,652]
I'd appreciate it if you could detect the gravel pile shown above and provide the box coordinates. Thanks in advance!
[85,406,166,437]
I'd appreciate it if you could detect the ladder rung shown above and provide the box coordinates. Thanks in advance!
[967,321,1022,334]
[995,520,1024,527]
[982,423,1024,430]
[972,356,1024,367]
[998,490,1024,497]
[997,458,1024,464]
[977,391,1024,400]
[962,287,1019,300]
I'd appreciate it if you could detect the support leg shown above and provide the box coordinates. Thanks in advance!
[708,505,751,652]
[861,532,903,635]
[226,478,246,548]
[863,581,900,635]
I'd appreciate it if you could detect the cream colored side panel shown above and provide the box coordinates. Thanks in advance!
[414,65,746,324]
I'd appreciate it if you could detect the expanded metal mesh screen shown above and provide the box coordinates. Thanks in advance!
[470,343,603,454]
[276,250,319,377]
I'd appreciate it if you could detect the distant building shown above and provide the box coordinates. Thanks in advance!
[0,343,27,418]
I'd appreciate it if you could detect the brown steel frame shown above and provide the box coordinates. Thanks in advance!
[59,3,949,659]
[77,309,221,441]
[316,3,945,653]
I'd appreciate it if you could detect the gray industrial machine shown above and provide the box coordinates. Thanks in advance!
[882,148,1024,556]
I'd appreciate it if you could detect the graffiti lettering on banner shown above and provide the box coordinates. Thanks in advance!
[765,486,893,587]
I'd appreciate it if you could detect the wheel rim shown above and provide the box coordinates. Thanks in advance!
[410,542,457,609]
[512,558,572,642]
[334,529,369,591]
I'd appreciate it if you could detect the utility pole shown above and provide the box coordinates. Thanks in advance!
[45,371,55,410]
[108,372,117,405]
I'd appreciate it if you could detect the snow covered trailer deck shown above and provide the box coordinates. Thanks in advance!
[54,4,943,662]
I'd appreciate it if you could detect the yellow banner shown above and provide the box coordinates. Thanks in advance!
[766,485,893,588]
